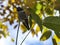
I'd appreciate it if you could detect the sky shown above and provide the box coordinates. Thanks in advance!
[0,0,60,45]
[0,20,53,45]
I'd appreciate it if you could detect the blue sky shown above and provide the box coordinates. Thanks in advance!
[5,21,54,45]
[0,20,53,45]
[0,0,60,45]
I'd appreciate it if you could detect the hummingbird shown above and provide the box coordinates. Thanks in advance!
[16,7,30,30]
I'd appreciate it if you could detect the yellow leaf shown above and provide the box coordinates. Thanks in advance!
[14,14,18,19]
[0,22,7,31]
[40,30,51,41]
[31,20,35,29]
[9,0,15,3]
[2,25,7,31]
[0,31,6,37]
[35,10,40,15]
[9,17,14,25]
[40,36,46,41]
[35,25,40,34]
[24,0,26,3]
[31,29,35,37]
[42,26,49,34]
[12,0,15,3]
[13,7,17,12]
[0,22,9,38]
[0,22,2,28]
[51,0,56,3]
[36,3,42,10]
[53,35,60,43]
[20,24,27,33]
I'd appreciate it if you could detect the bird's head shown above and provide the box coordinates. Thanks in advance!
[17,7,23,11]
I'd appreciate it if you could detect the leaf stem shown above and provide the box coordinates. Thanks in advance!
[15,22,20,45]
[20,30,31,45]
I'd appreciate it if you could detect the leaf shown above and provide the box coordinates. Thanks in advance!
[2,25,8,32]
[58,0,60,2]
[14,24,18,29]
[11,38,14,42]
[9,18,14,25]
[55,0,60,11]
[24,0,36,9]
[35,24,40,35]
[29,15,36,29]
[36,3,42,10]
[28,8,42,32]
[31,29,36,37]
[35,10,40,15]
[43,16,60,38]
[40,30,52,41]
[45,7,53,15]
[53,35,60,43]
[0,31,6,37]
[20,24,27,33]
[31,14,42,31]
[55,32,60,38]
[0,22,8,38]
[52,38,57,45]
[11,0,15,3]
[0,35,2,39]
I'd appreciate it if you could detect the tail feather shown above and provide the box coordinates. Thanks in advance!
[23,19,30,30]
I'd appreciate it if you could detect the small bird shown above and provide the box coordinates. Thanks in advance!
[16,7,30,30]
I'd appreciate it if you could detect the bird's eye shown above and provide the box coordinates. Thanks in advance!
[17,7,23,11]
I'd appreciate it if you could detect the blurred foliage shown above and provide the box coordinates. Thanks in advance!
[52,38,57,45]
[11,38,15,42]
[43,16,60,38]
[0,0,60,45]
[53,35,60,45]
[40,30,52,41]
[20,24,27,33]
[0,22,9,38]
[35,24,40,35]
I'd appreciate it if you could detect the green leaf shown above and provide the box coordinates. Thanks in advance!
[45,8,53,15]
[28,8,42,31]
[36,3,42,10]
[0,31,6,37]
[55,32,60,38]
[40,30,52,41]
[55,0,60,12]
[57,0,60,2]
[43,16,60,38]
[0,35,2,39]
[11,38,15,42]
[52,38,57,45]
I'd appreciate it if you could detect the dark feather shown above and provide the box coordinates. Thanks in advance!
[17,7,30,30]
[23,19,30,30]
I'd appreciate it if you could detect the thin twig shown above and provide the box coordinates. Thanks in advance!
[20,30,31,45]
[15,22,20,45]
